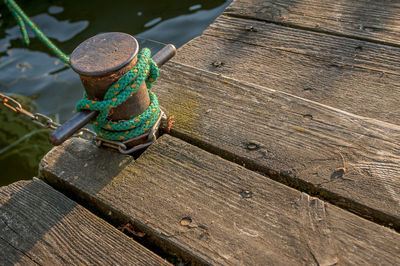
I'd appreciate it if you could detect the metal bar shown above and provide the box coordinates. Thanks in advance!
[48,110,97,145]
[49,44,176,146]
[152,44,176,67]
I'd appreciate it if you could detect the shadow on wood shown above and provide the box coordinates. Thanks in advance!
[39,136,400,265]
[39,138,207,265]
[0,179,169,265]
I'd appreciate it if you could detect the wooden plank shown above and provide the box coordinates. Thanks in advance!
[155,61,400,229]
[0,179,170,265]
[224,0,400,46]
[205,15,400,75]
[173,15,400,125]
[40,136,400,265]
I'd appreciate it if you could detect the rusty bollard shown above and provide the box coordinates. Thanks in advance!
[49,32,176,153]
[72,32,150,121]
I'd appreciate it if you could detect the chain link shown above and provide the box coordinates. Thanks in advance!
[0,93,166,153]
[1,92,96,139]
[31,113,60,129]
[94,109,166,154]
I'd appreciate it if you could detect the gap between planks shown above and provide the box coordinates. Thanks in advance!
[224,0,400,48]
[38,139,210,266]
[0,178,170,265]
[223,12,400,49]
[174,15,400,126]
[155,60,400,232]
[39,136,400,265]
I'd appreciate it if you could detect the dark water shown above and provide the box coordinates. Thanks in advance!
[0,0,230,186]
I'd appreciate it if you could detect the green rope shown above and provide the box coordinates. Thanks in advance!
[4,0,71,65]
[5,0,161,141]
[76,49,160,141]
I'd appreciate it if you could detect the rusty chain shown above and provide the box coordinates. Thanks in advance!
[1,92,165,153]
[0,92,97,140]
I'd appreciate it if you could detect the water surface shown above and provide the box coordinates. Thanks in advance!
[0,0,231,186]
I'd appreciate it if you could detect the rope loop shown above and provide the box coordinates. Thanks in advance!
[76,48,160,141]
[5,0,161,141]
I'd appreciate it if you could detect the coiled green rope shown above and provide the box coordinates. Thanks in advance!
[76,49,160,141]
[5,0,161,141]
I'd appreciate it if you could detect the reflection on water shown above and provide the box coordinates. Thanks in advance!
[0,0,231,185]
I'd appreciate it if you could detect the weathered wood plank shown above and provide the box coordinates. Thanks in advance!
[225,0,400,46]
[40,136,400,265]
[156,61,400,229]
[206,15,400,75]
[173,15,400,125]
[0,179,170,265]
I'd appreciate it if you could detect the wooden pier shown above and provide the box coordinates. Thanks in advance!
[2,0,400,264]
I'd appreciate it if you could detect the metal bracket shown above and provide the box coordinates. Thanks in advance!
[94,110,166,154]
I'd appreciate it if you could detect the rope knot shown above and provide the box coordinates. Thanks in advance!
[5,0,162,141]
[76,48,160,140]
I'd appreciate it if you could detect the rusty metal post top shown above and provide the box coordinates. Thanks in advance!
[70,32,139,76]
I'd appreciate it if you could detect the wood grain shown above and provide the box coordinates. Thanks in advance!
[155,61,400,229]
[173,15,400,125]
[225,0,400,46]
[0,179,169,265]
[40,136,400,265]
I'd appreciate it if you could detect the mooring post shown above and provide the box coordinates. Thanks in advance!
[49,32,176,150]
[71,32,149,120]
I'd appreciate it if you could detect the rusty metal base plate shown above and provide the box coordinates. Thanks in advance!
[94,110,166,154]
